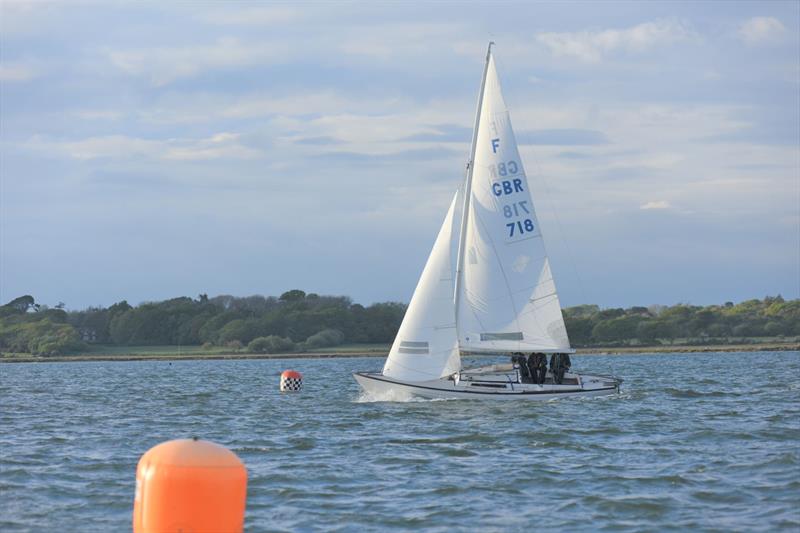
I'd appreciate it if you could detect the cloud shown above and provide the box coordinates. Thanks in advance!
[134,91,418,125]
[291,112,467,153]
[0,63,37,82]
[556,151,593,159]
[106,38,290,86]
[738,17,786,46]
[536,19,694,62]
[196,6,300,26]
[291,136,344,146]
[0,0,63,36]
[311,146,462,165]
[165,132,262,161]
[640,200,671,210]
[338,22,465,60]
[401,124,472,143]
[28,132,262,161]
[70,110,124,121]
[55,135,162,160]
[696,105,799,146]
[517,128,609,145]
[4,3,799,310]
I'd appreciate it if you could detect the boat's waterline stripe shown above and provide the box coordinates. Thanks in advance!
[354,372,618,396]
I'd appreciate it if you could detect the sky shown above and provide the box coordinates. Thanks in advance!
[1,1,798,310]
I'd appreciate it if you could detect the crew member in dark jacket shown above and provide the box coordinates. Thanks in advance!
[550,353,572,384]
[528,353,547,384]
[513,353,532,383]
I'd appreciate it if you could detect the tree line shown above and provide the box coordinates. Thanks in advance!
[0,291,404,356]
[563,296,798,347]
[0,292,797,356]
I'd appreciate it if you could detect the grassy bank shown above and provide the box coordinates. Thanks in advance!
[0,342,392,362]
[1,341,797,363]
[575,342,799,354]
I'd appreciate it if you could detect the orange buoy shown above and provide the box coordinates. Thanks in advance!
[133,438,247,533]
[280,369,303,392]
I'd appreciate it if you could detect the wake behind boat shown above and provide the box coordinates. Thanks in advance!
[354,43,622,400]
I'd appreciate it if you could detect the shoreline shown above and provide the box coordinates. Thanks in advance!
[1,343,797,363]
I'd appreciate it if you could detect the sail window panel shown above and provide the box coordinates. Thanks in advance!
[397,347,430,354]
[397,340,430,355]
[480,332,524,341]
[399,341,429,348]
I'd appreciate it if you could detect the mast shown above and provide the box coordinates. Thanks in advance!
[454,42,494,334]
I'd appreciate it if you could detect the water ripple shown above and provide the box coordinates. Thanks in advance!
[0,352,798,531]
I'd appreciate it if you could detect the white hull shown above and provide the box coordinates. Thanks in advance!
[354,364,621,401]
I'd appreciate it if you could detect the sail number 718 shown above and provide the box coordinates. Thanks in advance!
[507,219,534,237]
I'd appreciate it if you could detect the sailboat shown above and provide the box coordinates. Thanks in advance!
[354,44,622,400]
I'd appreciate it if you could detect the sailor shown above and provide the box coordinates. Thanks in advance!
[539,353,549,384]
[526,354,536,384]
[525,353,535,384]
[549,353,557,384]
[528,353,547,385]
[549,353,572,384]
[513,353,532,383]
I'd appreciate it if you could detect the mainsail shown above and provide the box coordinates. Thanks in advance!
[455,48,571,354]
[382,191,462,381]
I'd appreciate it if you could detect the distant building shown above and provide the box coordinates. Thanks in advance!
[77,327,97,342]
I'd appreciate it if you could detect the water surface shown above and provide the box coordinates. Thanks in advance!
[1,351,798,531]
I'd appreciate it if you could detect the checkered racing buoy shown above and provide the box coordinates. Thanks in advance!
[280,370,303,392]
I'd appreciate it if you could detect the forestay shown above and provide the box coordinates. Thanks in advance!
[383,192,462,381]
[455,52,571,354]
